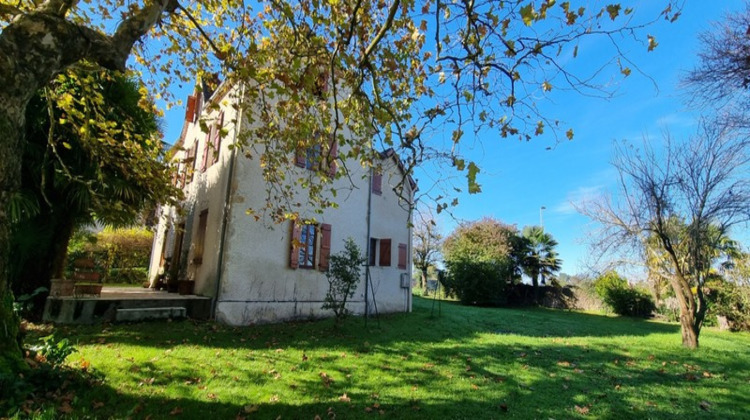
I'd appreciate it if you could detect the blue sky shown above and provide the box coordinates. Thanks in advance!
[158,2,748,276]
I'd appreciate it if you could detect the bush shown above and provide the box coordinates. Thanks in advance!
[594,271,655,317]
[443,260,511,306]
[322,238,366,325]
[67,227,153,284]
[704,278,750,331]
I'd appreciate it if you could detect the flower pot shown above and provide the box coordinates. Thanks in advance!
[50,278,75,297]
[178,280,195,295]
[74,284,103,297]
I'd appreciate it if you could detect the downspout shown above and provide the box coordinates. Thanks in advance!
[211,84,245,319]
[406,197,413,312]
[364,164,374,321]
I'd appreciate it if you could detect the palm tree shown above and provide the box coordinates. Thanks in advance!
[520,226,562,303]
[9,69,177,316]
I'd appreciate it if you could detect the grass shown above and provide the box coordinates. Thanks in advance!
[20,297,750,419]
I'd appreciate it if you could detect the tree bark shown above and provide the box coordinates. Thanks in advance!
[420,268,428,291]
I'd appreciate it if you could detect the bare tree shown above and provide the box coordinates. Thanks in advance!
[413,210,442,291]
[581,120,750,348]
[685,4,750,121]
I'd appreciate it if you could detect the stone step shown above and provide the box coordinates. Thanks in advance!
[115,307,187,322]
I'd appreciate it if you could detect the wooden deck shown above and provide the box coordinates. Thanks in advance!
[43,286,212,324]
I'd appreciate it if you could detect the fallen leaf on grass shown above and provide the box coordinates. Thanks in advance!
[207,393,217,400]
[244,405,259,413]
[320,372,334,387]
[339,393,351,402]
[499,403,508,412]
[92,401,105,410]
[574,405,590,415]
[269,394,280,402]
[700,401,712,411]
[170,406,183,416]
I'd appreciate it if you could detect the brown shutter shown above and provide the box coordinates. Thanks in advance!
[318,223,332,271]
[201,132,210,172]
[289,220,301,269]
[379,238,391,266]
[328,139,338,176]
[372,171,382,195]
[211,111,224,165]
[185,95,197,122]
[398,243,407,269]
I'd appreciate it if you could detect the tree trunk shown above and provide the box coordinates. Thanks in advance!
[420,268,428,291]
[531,270,540,304]
[0,102,26,378]
[50,217,76,280]
[680,312,699,349]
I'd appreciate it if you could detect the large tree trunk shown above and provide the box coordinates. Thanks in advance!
[420,268,428,291]
[0,104,26,377]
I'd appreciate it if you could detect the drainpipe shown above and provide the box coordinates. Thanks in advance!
[211,84,245,319]
[364,163,374,322]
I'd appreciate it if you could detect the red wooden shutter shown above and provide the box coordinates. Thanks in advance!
[211,111,224,165]
[379,238,391,266]
[398,243,407,269]
[201,132,210,172]
[372,171,382,195]
[289,221,300,269]
[318,223,332,271]
[185,95,197,122]
[327,138,338,176]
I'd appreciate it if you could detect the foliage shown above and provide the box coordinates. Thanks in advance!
[322,238,366,325]
[66,227,154,284]
[594,271,655,318]
[704,276,750,331]
[412,210,442,290]
[519,226,562,301]
[12,287,48,318]
[582,119,750,347]
[442,218,519,305]
[30,335,77,368]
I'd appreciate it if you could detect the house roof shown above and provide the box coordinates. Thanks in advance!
[380,148,418,192]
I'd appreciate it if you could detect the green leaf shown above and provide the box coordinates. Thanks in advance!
[520,4,535,26]
[606,4,621,21]
[467,162,481,194]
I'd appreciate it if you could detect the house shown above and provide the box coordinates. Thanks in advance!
[148,80,415,325]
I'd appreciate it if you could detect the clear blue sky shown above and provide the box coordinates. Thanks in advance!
[158,2,748,276]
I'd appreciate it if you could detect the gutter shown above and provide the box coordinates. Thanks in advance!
[211,84,245,319]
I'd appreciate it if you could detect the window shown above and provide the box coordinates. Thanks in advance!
[193,210,208,264]
[372,171,383,195]
[210,111,224,166]
[295,135,337,175]
[398,243,407,269]
[289,221,332,271]
[185,143,197,185]
[369,237,378,266]
[298,223,316,268]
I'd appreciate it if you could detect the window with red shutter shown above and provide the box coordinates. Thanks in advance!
[200,131,210,172]
[210,111,224,166]
[318,224,332,271]
[327,138,338,176]
[185,95,197,123]
[398,243,407,269]
[289,221,301,269]
[379,238,391,266]
[372,171,382,195]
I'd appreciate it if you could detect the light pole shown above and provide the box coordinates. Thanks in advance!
[540,206,546,230]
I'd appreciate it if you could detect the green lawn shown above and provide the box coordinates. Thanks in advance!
[23,297,750,419]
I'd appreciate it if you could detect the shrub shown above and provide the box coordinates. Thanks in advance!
[443,260,511,306]
[594,271,655,317]
[322,238,366,325]
[704,277,750,331]
[67,227,153,284]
